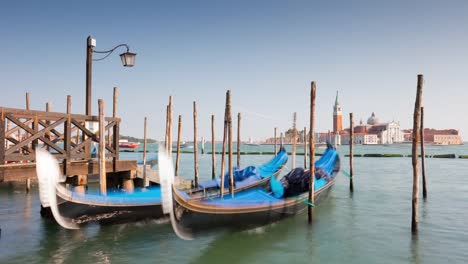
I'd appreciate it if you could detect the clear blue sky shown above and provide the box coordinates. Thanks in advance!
[1,0,467,141]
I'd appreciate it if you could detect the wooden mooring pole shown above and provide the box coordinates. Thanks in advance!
[25,92,31,187]
[201,136,205,155]
[274,127,277,155]
[304,127,308,169]
[168,96,173,156]
[411,74,423,233]
[350,113,354,192]
[211,114,216,179]
[220,92,229,197]
[420,107,427,199]
[112,87,119,172]
[143,117,148,186]
[98,99,107,195]
[292,112,297,168]
[280,132,283,149]
[227,91,234,196]
[193,101,199,187]
[308,81,316,224]
[175,115,182,176]
[165,105,169,152]
[237,112,241,167]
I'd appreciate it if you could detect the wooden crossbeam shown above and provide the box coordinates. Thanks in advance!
[5,114,66,155]
[5,137,34,154]
[5,118,33,137]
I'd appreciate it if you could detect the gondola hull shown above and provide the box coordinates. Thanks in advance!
[169,152,340,233]
[173,179,335,231]
[37,147,288,229]
[56,199,164,224]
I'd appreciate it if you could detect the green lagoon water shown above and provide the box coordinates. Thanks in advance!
[1,144,468,263]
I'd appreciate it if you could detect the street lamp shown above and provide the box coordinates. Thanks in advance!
[86,35,136,116]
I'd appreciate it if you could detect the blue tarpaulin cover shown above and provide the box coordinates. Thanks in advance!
[198,148,288,189]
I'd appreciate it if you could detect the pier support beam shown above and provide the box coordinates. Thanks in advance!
[120,171,135,193]
[66,175,88,194]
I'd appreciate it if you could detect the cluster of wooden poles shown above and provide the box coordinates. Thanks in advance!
[156,86,322,222]
[136,76,427,229]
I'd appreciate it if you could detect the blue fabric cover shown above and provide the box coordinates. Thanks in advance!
[69,186,162,205]
[198,148,288,189]
[271,147,338,198]
[270,176,284,198]
[204,188,281,206]
[217,165,258,188]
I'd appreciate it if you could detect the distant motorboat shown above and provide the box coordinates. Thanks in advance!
[119,139,140,149]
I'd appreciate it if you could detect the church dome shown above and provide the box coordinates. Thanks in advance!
[367,112,379,125]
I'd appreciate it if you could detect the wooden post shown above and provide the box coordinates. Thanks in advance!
[26,92,30,110]
[45,103,51,151]
[32,115,38,152]
[420,106,427,199]
[0,109,5,166]
[165,105,169,152]
[113,87,117,118]
[280,132,283,149]
[26,178,31,193]
[274,127,277,155]
[175,115,182,176]
[143,117,148,186]
[220,92,229,197]
[304,127,307,169]
[112,87,119,171]
[237,112,241,167]
[227,91,234,196]
[292,112,297,168]
[24,92,30,161]
[168,96,173,157]
[5,116,11,150]
[193,101,199,187]
[201,136,205,154]
[64,96,72,175]
[411,74,423,233]
[98,99,107,195]
[349,113,354,192]
[211,114,216,179]
[308,81,316,224]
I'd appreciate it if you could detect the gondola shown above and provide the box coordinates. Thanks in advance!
[160,144,339,238]
[36,147,288,229]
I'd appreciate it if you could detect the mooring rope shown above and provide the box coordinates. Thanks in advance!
[341,170,352,178]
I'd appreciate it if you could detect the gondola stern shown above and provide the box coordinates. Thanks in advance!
[158,145,194,240]
[35,149,79,230]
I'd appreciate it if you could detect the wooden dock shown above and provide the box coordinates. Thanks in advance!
[0,106,137,183]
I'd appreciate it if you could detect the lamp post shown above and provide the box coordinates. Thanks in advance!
[85,35,136,116]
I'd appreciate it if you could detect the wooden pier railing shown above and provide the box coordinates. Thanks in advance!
[0,106,126,181]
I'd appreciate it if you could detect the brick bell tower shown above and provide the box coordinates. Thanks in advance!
[333,91,342,133]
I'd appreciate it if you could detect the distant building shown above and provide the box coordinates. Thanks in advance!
[341,133,378,145]
[404,129,462,145]
[342,112,404,144]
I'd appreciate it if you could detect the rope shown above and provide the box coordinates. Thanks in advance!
[342,170,352,178]
[294,195,315,207]
[302,199,315,207]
